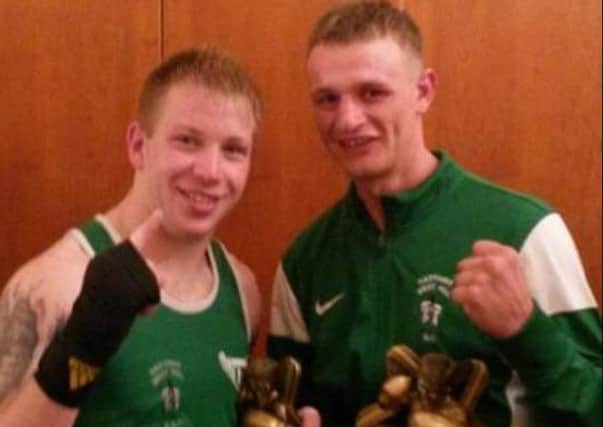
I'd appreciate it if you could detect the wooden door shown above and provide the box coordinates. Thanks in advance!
[0,1,161,285]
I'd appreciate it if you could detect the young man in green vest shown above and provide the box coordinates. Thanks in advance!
[268,2,601,426]
[0,48,319,427]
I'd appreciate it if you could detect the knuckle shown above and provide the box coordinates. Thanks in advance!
[452,284,478,305]
[479,270,494,284]
[466,284,481,300]
[485,256,504,273]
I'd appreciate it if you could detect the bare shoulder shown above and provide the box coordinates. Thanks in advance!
[217,245,262,336]
[6,231,90,320]
[0,231,90,404]
[230,254,258,293]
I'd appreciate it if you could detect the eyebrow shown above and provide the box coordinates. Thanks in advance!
[311,79,390,95]
[171,125,204,137]
[310,87,334,97]
[173,124,254,144]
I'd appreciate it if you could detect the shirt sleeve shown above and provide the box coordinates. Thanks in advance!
[267,262,315,406]
[498,213,601,427]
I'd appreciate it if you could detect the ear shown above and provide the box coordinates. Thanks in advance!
[126,121,147,170]
[416,68,437,115]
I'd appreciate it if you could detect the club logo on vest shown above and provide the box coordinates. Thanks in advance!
[218,351,247,389]
[417,274,453,343]
[150,359,184,414]
[420,300,443,327]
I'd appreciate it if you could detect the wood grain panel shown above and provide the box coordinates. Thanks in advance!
[0,1,161,287]
[405,0,602,306]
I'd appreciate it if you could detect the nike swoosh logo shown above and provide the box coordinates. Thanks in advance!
[315,293,345,316]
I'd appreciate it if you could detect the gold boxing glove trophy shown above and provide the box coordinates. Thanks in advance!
[356,345,489,427]
[238,356,302,427]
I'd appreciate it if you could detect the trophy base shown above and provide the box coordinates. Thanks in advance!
[242,409,289,427]
[409,411,465,427]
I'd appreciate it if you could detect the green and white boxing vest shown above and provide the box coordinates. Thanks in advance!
[72,217,250,427]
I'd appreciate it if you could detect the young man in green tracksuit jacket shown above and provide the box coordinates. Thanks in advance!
[268,2,602,426]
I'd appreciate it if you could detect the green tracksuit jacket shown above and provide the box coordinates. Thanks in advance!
[268,152,601,427]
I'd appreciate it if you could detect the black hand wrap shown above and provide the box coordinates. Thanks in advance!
[35,240,160,407]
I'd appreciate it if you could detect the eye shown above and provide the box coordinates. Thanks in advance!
[223,141,251,159]
[361,87,388,102]
[173,134,201,149]
[177,135,194,144]
[312,92,340,108]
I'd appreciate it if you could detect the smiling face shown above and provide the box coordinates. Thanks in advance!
[133,81,255,240]
[307,36,435,192]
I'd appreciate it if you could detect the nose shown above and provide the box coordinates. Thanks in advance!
[191,146,221,184]
[333,97,365,133]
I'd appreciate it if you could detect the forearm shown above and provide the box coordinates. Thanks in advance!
[498,306,602,426]
[0,380,77,427]
[268,335,315,406]
[269,263,314,405]
[0,262,77,426]
[505,214,602,425]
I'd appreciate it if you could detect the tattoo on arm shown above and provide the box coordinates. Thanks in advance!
[0,292,39,401]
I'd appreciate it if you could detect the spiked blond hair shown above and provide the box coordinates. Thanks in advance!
[138,48,262,135]
[308,0,422,60]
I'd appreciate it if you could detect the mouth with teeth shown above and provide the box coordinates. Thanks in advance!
[336,136,376,153]
[178,188,221,213]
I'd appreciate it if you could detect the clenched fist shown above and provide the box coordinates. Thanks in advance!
[452,240,534,339]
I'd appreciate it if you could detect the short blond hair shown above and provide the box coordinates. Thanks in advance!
[308,0,422,59]
[138,48,262,135]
